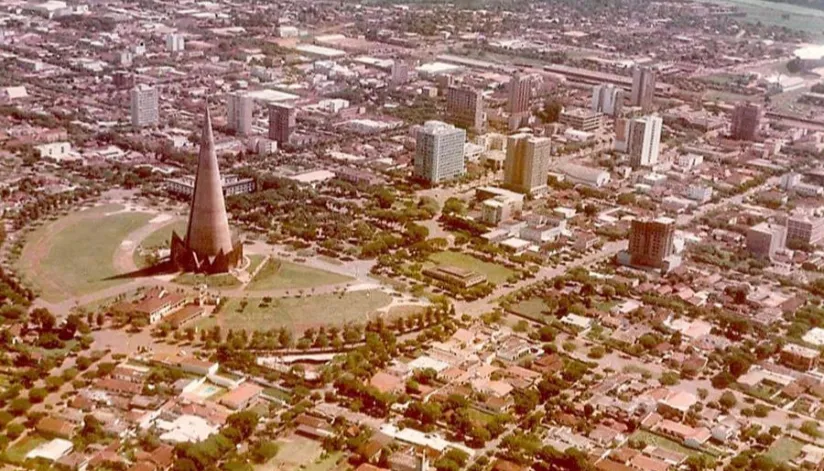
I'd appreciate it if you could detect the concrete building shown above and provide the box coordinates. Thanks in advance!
[631,67,656,112]
[504,132,551,194]
[268,103,296,145]
[591,83,624,116]
[166,33,185,52]
[628,115,663,168]
[780,343,819,371]
[786,214,824,247]
[558,163,610,188]
[628,217,675,268]
[730,102,762,141]
[746,222,786,259]
[559,108,602,132]
[227,92,253,136]
[686,184,713,203]
[414,120,466,184]
[508,74,531,126]
[165,174,255,198]
[446,86,485,132]
[391,61,409,85]
[130,84,159,128]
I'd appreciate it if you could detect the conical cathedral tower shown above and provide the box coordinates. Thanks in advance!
[170,106,243,273]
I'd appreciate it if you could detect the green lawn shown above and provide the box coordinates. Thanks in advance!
[629,430,705,458]
[218,290,392,332]
[510,297,551,321]
[428,251,515,285]
[766,437,805,464]
[141,219,187,249]
[247,254,266,274]
[467,408,496,425]
[17,205,154,302]
[3,434,48,463]
[246,258,353,292]
[261,434,323,471]
[173,272,242,289]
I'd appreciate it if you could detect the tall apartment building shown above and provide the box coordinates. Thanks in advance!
[391,61,409,85]
[730,102,762,141]
[508,74,531,116]
[631,67,656,112]
[628,115,663,168]
[166,33,185,52]
[559,108,603,132]
[786,214,824,247]
[268,104,296,145]
[747,222,786,259]
[591,84,624,116]
[504,133,552,194]
[130,84,159,128]
[628,217,675,268]
[227,93,253,136]
[414,121,466,184]
[446,86,485,132]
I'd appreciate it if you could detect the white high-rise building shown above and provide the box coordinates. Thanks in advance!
[391,61,409,85]
[591,84,624,116]
[628,115,662,168]
[414,121,466,184]
[227,92,253,136]
[166,33,185,53]
[130,84,159,128]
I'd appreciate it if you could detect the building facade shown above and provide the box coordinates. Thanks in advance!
[391,61,409,85]
[631,67,656,112]
[227,92,254,136]
[746,222,786,259]
[268,103,296,145]
[504,133,552,194]
[130,84,159,128]
[591,83,624,116]
[628,217,675,268]
[786,214,824,247]
[559,108,603,132]
[446,86,485,132]
[414,120,466,184]
[628,115,663,168]
[730,102,762,141]
[508,74,531,117]
[166,33,185,52]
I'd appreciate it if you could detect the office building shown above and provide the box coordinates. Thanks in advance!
[414,120,466,184]
[631,67,656,112]
[268,103,296,145]
[628,217,675,268]
[504,133,552,194]
[166,33,184,52]
[786,214,824,247]
[591,84,624,116]
[130,84,159,128]
[780,344,820,371]
[628,115,663,168]
[446,86,485,132]
[508,74,531,117]
[559,108,602,132]
[227,92,253,136]
[391,61,409,85]
[746,222,786,259]
[730,102,762,141]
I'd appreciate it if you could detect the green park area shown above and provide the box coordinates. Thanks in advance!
[173,272,242,289]
[200,289,393,332]
[133,219,186,268]
[3,434,48,464]
[17,205,154,302]
[510,297,551,321]
[259,434,324,471]
[628,430,706,459]
[246,258,354,292]
[428,251,515,285]
[766,437,805,464]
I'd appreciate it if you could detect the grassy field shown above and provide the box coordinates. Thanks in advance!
[141,219,187,249]
[260,434,323,471]
[246,258,353,292]
[629,430,705,458]
[17,205,154,302]
[214,290,393,332]
[467,408,496,425]
[428,251,515,285]
[247,254,266,274]
[3,434,48,463]
[173,272,242,289]
[305,452,345,471]
[766,437,805,463]
[510,297,551,321]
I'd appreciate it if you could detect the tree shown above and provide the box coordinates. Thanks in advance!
[30,307,56,332]
[719,391,737,409]
[538,100,562,123]
[8,398,31,415]
[801,420,820,438]
[29,387,48,403]
[250,440,279,464]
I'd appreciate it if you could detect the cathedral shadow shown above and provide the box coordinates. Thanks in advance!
[103,260,179,281]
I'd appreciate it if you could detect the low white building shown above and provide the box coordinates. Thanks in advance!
[26,438,73,462]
